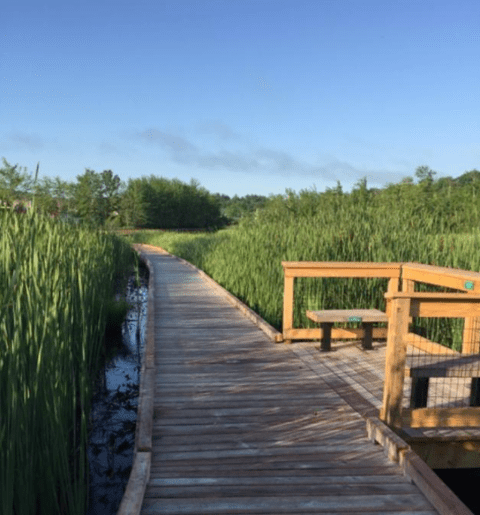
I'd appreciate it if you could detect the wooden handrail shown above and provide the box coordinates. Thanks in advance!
[402,263,480,293]
[401,264,480,353]
[281,262,402,343]
[281,261,480,348]
[381,292,480,430]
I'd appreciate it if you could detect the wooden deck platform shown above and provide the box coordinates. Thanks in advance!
[121,246,474,515]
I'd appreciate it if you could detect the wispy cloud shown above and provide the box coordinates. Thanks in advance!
[138,129,197,153]
[136,126,320,177]
[134,124,400,188]
[0,132,45,152]
[195,120,240,140]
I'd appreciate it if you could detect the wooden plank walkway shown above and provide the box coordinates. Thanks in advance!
[132,248,463,515]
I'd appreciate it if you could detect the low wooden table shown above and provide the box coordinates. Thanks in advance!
[306,308,388,351]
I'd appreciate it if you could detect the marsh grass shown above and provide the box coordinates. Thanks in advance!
[131,192,480,350]
[0,209,135,515]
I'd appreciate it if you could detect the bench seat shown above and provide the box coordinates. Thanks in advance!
[406,354,480,408]
[406,354,480,378]
[306,308,388,351]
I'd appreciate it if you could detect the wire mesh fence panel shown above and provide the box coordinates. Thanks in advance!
[406,320,480,410]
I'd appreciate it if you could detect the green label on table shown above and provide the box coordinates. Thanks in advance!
[465,281,474,290]
[348,316,362,322]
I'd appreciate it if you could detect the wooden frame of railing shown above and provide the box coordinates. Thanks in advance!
[380,291,480,430]
[281,261,402,344]
[402,263,480,354]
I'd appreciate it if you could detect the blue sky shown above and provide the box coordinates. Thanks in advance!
[1,0,479,197]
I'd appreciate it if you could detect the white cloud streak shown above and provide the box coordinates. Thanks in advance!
[134,123,404,188]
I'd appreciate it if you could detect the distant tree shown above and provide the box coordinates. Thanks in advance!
[455,169,480,186]
[221,194,268,223]
[0,158,32,209]
[120,178,148,227]
[74,169,122,225]
[34,175,75,216]
[415,165,437,184]
[120,175,226,229]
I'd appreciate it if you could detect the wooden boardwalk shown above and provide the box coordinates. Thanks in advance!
[123,247,472,515]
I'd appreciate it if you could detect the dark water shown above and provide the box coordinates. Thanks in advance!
[86,276,148,515]
[435,468,480,513]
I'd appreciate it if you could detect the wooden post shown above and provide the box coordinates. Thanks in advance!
[463,316,480,354]
[381,296,410,428]
[386,276,400,317]
[402,279,415,293]
[320,322,333,352]
[283,275,294,344]
[402,278,415,327]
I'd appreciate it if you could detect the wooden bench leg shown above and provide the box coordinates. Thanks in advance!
[470,378,480,406]
[320,323,333,352]
[410,377,429,408]
[362,323,373,350]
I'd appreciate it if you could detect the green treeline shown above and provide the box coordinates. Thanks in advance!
[0,158,270,229]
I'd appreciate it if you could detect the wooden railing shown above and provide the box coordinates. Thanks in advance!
[281,261,402,343]
[402,263,480,354]
[281,261,480,350]
[281,260,480,433]
[380,290,480,430]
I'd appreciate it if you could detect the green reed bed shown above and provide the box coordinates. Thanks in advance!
[131,192,480,351]
[0,209,135,515]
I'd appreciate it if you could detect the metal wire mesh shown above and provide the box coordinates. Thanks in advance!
[406,319,480,409]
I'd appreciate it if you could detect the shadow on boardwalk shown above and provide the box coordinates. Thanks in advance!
[120,246,470,515]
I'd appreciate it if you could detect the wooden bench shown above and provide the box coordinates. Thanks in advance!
[306,308,388,351]
[282,262,401,344]
[406,354,480,408]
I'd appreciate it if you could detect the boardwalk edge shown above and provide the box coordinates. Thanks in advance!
[117,250,155,515]
[136,243,284,342]
[367,416,474,515]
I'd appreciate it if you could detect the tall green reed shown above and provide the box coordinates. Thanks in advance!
[132,190,480,351]
[0,209,135,515]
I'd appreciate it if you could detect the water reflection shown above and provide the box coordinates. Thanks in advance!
[87,276,148,515]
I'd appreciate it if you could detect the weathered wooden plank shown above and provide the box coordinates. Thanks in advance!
[147,466,409,479]
[149,456,395,473]
[306,309,388,323]
[131,251,445,515]
[402,263,480,293]
[145,482,422,498]
[152,419,365,437]
[151,442,382,462]
[402,407,480,428]
[401,449,474,515]
[141,494,433,514]
[406,354,480,378]
[151,432,369,451]
[117,452,151,515]
[147,475,416,486]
